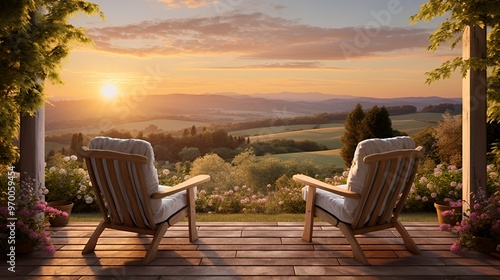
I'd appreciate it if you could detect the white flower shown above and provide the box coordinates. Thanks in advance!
[70,155,77,161]
[58,168,67,175]
[49,167,56,173]
[79,185,87,192]
[419,176,428,184]
[162,169,170,175]
[85,195,93,204]
[63,156,70,162]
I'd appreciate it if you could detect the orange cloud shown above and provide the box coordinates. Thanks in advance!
[157,0,213,8]
[87,12,432,60]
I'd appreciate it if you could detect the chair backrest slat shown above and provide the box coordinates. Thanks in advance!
[81,147,157,230]
[106,158,135,227]
[351,147,423,230]
[91,158,121,224]
[119,161,147,229]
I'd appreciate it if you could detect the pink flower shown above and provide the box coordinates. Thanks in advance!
[41,244,56,255]
[450,241,466,256]
[439,223,452,231]
[441,210,455,217]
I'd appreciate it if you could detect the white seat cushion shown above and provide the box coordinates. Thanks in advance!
[157,185,195,225]
[302,184,355,223]
[89,137,189,225]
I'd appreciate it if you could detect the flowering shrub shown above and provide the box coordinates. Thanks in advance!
[406,164,500,212]
[45,154,97,212]
[406,164,463,212]
[195,184,269,213]
[0,171,67,255]
[440,190,500,256]
[157,164,188,186]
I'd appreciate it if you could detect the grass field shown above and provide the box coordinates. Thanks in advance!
[237,113,442,166]
[233,113,442,150]
[70,212,437,223]
[246,125,345,149]
[263,149,345,167]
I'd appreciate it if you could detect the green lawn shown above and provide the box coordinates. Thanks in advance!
[70,212,437,223]
[263,149,345,167]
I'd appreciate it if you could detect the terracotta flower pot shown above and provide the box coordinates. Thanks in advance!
[47,200,74,227]
[434,201,462,226]
[474,236,498,254]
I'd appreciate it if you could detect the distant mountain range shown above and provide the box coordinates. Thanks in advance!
[46,93,461,130]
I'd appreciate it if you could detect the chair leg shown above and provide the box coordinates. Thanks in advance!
[394,220,421,254]
[187,187,198,242]
[338,222,369,265]
[302,186,316,242]
[82,221,106,254]
[144,222,170,264]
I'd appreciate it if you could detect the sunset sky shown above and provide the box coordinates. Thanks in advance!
[45,0,462,101]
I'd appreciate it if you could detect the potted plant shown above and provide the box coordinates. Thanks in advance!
[0,171,67,255]
[45,154,96,225]
[440,190,500,255]
[407,164,463,224]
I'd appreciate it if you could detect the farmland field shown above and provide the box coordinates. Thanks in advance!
[245,125,345,149]
[238,113,442,150]
[46,112,443,165]
[245,113,443,167]
[47,118,209,134]
[263,149,345,167]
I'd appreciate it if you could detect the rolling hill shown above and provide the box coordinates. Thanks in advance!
[46,93,460,133]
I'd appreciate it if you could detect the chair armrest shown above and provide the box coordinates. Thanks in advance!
[150,174,211,199]
[293,174,361,199]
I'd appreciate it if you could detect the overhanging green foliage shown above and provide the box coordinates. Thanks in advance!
[0,0,103,164]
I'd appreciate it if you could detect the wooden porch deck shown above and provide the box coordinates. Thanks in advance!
[3,221,500,279]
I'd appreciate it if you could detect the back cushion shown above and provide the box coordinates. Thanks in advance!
[343,136,415,216]
[89,137,161,225]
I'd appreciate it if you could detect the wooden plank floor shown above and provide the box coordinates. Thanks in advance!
[2,222,500,279]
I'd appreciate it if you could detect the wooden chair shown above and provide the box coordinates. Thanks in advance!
[75,133,210,264]
[294,137,424,264]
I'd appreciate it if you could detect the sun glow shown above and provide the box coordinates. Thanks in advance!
[101,83,118,99]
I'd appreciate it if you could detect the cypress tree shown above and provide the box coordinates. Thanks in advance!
[340,104,365,167]
[362,106,393,139]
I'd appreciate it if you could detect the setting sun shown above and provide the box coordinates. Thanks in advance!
[101,83,118,99]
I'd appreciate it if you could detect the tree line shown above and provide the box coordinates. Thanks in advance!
[213,105,418,132]
[47,126,327,164]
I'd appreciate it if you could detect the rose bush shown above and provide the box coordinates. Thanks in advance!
[45,154,98,212]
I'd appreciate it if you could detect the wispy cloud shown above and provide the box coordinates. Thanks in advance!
[157,0,213,8]
[87,12,431,60]
[198,62,345,70]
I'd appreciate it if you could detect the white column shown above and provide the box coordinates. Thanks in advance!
[20,106,45,194]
